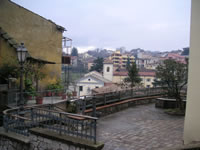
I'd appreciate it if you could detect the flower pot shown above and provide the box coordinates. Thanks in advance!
[72,91,77,96]
[46,91,52,97]
[62,94,66,99]
[52,92,55,96]
[36,96,43,104]
[57,92,63,96]
[27,95,32,100]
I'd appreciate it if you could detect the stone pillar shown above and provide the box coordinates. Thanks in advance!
[184,0,200,144]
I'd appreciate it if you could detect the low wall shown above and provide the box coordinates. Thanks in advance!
[0,128,104,150]
[85,96,160,117]
[155,98,186,109]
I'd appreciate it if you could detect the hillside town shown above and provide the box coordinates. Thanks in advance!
[64,47,189,97]
[1,0,200,150]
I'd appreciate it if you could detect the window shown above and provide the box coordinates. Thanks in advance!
[95,86,99,88]
[147,78,151,82]
[147,85,150,88]
[88,78,91,81]
[79,86,83,91]
[107,67,110,72]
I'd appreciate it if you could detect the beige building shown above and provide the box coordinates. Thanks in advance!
[139,71,156,88]
[109,50,134,68]
[113,72,128,84]
[0,0,65,88]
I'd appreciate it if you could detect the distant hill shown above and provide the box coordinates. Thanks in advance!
[87,48,114,58]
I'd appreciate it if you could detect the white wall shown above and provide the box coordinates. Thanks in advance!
[103,64,113,81]
[184,0,200,144]
[77,76,104,96]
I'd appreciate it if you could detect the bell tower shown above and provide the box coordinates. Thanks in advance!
[103,59,113,82]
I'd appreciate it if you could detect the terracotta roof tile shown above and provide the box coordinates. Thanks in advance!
[104,59,113,64]
[138,72,155,77]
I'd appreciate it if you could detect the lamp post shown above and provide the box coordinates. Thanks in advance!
[17,43,28,106]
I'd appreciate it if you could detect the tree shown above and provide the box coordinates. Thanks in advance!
[155,59,188,110]
[24,61,46,91]
[71,47,78,56]
[181,47,189,56]
[0,63,19,84]
[90,57,103,72]
[124,62,141,88]
[126,57,131,69]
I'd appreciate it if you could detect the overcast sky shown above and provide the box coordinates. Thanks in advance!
[12,0,191,53]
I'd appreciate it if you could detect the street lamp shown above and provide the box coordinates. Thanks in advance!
[17,43,28,106]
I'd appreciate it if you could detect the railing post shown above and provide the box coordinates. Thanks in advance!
[76,100,80,114]
[92,96,96,117]
[94,119,97,144]
[82,99,86,114]
[119,91,121,101]
[3,115,8,133]
[59,113,62,135]
[104,94,106,105]
[131,88,133,98]
[31,108,34,122]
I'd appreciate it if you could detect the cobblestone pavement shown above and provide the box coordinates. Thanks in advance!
[97,104,184,150]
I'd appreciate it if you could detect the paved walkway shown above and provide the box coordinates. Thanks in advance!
[97,104,184,150]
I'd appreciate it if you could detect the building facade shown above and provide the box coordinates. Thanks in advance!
[139,71,156,88]
[0,0,65,88]
[103,59,114,81]
[109,50,135,68]
[77,71,111,96]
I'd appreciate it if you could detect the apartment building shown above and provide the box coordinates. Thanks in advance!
[109,50,135,68]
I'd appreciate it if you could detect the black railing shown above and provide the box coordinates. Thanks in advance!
[78,87,166,112]
[7,89,69,107]
[3,104,98,144]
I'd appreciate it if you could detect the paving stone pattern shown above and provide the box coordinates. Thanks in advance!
[97,104,184,150]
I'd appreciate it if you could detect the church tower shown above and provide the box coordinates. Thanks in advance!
[103,59,113,82]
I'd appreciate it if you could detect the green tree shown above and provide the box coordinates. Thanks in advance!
[71,47,78,56]
[155,59,188,110]
[124,62,141,88]
[0,63,19,84]
[90,57,103,72]
[126,57,131,69]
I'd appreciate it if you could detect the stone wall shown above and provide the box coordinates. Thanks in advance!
[0,134,87,150]
[0,136,29,150]
[30,134,88,150]
[85,97,157,117]
[0,128,104,150]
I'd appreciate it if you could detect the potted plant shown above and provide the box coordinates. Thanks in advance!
[62,93,67,99]
[46,84,54,97]
[24,79,36,100]
[46,80,64,97]
[36,93,43,104]
[55,80,64,96]
[67,92,72,99]
[72,91,77,97]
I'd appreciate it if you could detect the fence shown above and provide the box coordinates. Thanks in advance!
[7,89,69,107]
[3,104,98,144]
[76,87,166,113]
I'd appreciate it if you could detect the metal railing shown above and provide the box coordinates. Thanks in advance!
[3,104,98,144]
[77,87,167,112]
[7,89,69,107]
